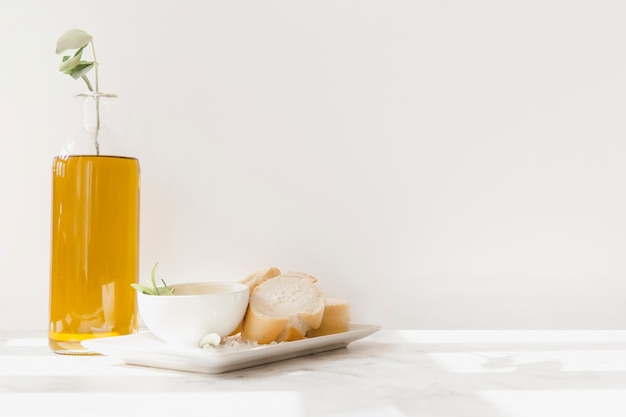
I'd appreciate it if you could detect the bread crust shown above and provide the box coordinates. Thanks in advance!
[241,266,282,292]
[276,324,306,342]
[306,298,350,337]
[241,306,288,344]
[281,271,318,283]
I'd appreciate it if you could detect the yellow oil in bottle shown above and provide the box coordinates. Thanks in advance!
[49,155,140,354]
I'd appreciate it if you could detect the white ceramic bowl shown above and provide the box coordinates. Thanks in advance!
[137,282,249,347]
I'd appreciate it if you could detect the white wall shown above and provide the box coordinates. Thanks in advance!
[1,0,626,331]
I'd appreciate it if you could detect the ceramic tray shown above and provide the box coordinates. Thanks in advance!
[82,323,381,374]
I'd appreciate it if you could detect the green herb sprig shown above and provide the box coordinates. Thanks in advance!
[131,263,175,296]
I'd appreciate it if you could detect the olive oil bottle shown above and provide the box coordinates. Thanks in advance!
[49,93,140,354]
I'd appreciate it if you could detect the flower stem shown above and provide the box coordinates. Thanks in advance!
[94,95,101,155]
[91,40,99,93]
[81,75,94,92]
[89,40,100,155]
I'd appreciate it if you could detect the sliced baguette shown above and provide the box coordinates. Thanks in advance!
[241,273,325,344]
[230,266,282,336]
[280,270,318,283]
[241,266,282,292]
[306,298,350,337]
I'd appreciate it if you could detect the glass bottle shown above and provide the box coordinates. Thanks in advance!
[49,92,140,354]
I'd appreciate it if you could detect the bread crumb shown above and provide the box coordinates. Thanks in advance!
[200,333,268,353]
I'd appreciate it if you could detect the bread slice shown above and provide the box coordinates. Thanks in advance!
[241,266,282,292]
[241,273,325,344]
[280,271,318,284]
[306,298,350,337]
[230,266,282,336]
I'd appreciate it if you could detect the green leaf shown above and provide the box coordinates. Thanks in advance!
[160,280,175,295]
[58,46,89,73]
[56,29,92,54]
[58,55,82,74]
[131,283,158,295]
[68,62,94,80]
[131,262,175,296]
[150,262,159,291]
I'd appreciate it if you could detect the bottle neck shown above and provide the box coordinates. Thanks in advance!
[57,92,133,158]
[78,92,117,132]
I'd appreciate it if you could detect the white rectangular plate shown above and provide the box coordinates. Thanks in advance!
[82,323,381,374]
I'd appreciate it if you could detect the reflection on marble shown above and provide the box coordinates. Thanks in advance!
[2,330,626,416]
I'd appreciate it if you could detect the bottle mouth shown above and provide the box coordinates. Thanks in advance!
[75,92,118,98]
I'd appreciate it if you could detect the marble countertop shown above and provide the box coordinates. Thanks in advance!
[2,329,626,416]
